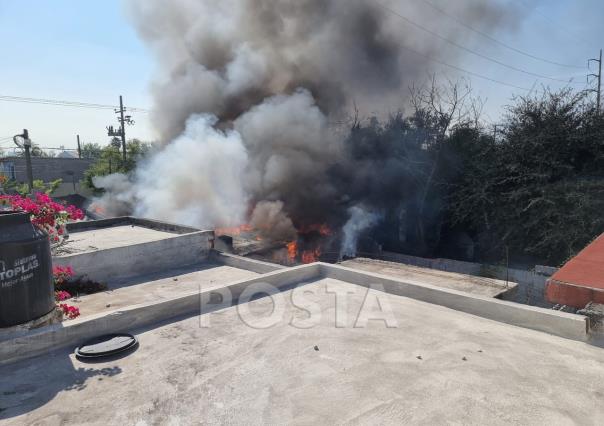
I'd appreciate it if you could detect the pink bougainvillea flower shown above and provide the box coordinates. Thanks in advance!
[59,303,80,320]
[1,193,84,246]
[55,290,71,301]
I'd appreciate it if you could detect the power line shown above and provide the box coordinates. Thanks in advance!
[373,0,585,85]
[513,0,595,48]
[0,95,149,113]
[415,0,585,69]
[390,37,534,91]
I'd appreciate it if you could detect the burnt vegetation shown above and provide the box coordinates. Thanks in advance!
[346,82,604,268]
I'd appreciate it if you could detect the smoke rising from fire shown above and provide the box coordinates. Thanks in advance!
[340,206,382,259]
[95,0,522,254]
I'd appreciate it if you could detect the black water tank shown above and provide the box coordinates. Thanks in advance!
[0,211,54,327]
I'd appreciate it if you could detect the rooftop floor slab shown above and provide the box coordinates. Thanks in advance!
[0,263,588,366]
[59,216,203,255]
[341,257,516,298]
[1,277,602,425]
[69,263,260,319]
[62,224,177,254]
[53,217,214,283]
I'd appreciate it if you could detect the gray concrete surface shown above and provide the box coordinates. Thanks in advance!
[209,250,285,273]
[61,225,177,254]
[324,263,587,341]
[1,262,589,366]
[1,277,603,425]
[53,222,214,283]
[341,258,517,298]
[381,250,553,307]
[70,263,259,319]
[0,264,320,365]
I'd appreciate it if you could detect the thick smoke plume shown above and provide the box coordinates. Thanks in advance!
[96,0,520,252]
[340,206,382,259]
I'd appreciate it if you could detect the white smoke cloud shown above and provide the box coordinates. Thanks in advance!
[132,114,250,228]
[340,206,382,259]
[90,174,135,217]
[95,0,524,256]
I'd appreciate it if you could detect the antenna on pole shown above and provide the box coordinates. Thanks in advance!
[588,49,602,114]
[106,95,136,167]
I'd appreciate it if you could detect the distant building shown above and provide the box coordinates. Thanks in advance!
[56,150,79,159]
[0,156,94,196]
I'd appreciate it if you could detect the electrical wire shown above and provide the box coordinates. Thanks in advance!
[391,39,534,91]
[0,95,149,113]
[373,0,585,84]
[415,0,585,69]
[513,0,595,48]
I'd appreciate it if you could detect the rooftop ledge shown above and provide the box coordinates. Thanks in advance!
[1,254,599,424]
[0,260,588,366]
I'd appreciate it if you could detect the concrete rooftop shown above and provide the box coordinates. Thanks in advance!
[341,257,516,298]
[1,277,603,425]
[70,263,259,319]
[61,224,178,254]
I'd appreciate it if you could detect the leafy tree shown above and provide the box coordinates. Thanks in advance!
[83,139,153,191]
[447,89,604,265]
[2,178,62,196]
[79,142,103,160]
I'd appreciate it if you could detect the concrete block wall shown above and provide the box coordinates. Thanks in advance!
[381,251,555,307]
[0,262,587,365]
[320,263,588,342]
[54,217,214,283]
[0,156,94,183]
[53,231,213,283]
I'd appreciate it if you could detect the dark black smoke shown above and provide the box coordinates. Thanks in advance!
[95,0,522,254]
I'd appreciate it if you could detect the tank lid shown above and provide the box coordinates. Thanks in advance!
[0,211,31,227]
[75,334,139,359]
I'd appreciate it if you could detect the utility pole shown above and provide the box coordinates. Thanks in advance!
[492,123,505,142]
[77,134,82,159]
[13,129,34,193]
[106,95,135,166]
[588,49,602,114]
[118,96,126,163]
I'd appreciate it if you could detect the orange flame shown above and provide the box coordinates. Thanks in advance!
[285,241,322,264]
[299,223,332,236]
[301,247,321,263]
[215,224,253,236]
[92,205,106,215]
[286,241,298,262]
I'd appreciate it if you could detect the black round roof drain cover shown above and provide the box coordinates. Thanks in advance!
[75,333,138,359]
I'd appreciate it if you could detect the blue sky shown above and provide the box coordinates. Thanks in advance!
[0,0,603,151]
[0,0,154,152]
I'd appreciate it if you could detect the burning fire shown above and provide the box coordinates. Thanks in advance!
[287,241,298,261]
[301,247,321,263]
[216,222,330,265]
[93,206,106,215]
[298,223,332,236]
[285,223,330,264]
[215,224,253,236]
[286,240,322,264]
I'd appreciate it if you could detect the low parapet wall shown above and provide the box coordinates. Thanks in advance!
[209,250,285,273]
[54,217,213,283]
[1,261,589,366]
